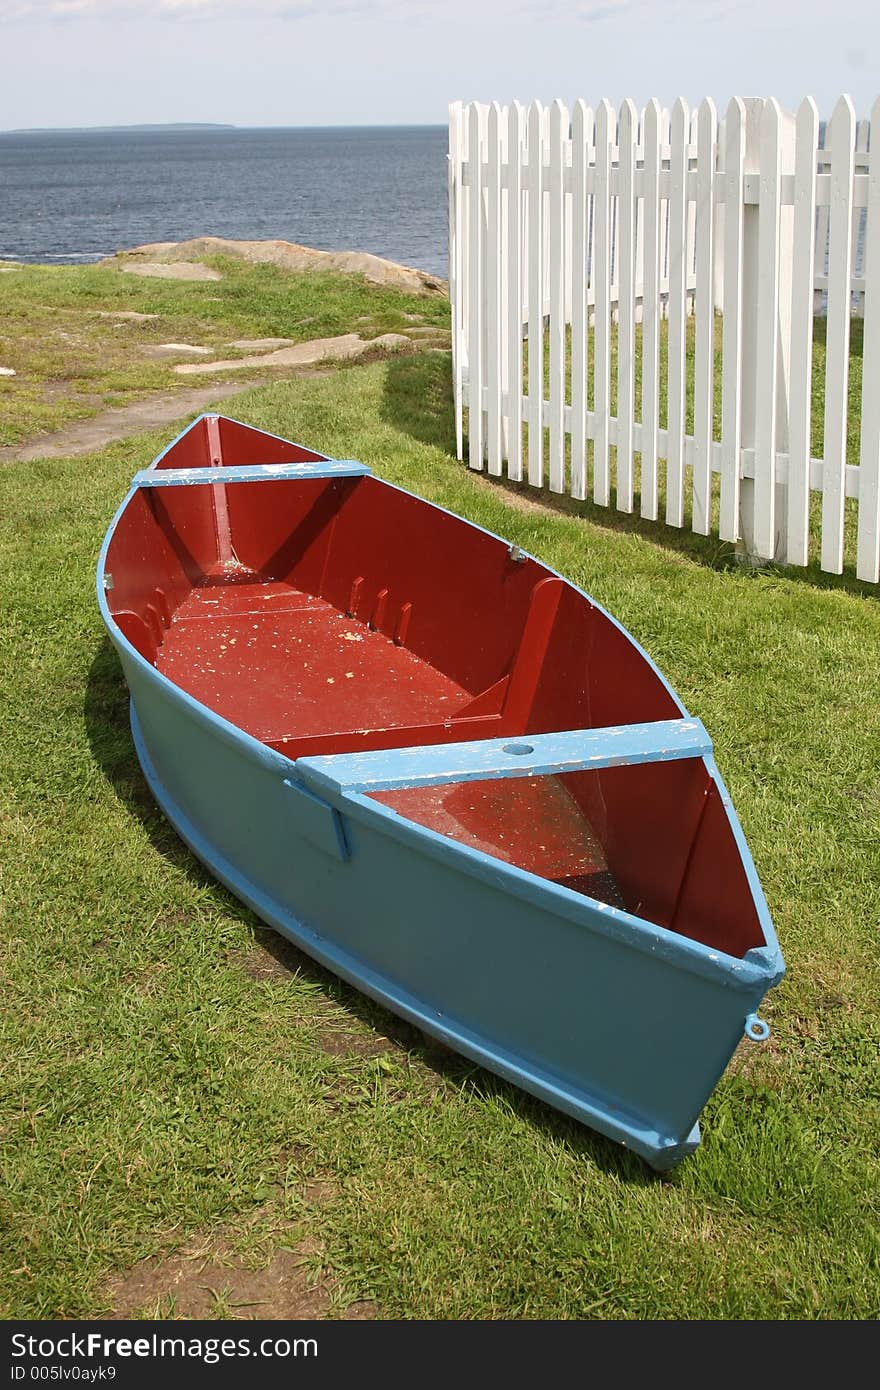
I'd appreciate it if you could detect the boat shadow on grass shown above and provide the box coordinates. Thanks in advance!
[248,925,667,1186]
[84,634,219,891]
[381,351,874,599]
[84,635,664,1186]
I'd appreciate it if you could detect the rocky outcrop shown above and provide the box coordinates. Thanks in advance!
[102,236,446,296]
[171,332,411,376]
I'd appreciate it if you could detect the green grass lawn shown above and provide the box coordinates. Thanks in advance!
[1,351,878,1319]
[0,258,449,446]
[517,315,865,575]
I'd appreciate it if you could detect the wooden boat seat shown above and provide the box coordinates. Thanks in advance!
[134,460,369,486]
[294,720,713,917]
[296,719,711,795]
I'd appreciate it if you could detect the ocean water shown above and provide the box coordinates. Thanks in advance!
[0,125,449,279]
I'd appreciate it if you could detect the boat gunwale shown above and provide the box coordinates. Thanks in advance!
[96,417,784,990]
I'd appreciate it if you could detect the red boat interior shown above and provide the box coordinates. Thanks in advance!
[104,418,765,958]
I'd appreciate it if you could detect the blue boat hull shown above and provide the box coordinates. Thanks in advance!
[97,416,783,1170]
[113,642,775,1170]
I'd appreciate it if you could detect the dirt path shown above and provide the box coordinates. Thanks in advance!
[1,379,275,464]
[1,329,437,464]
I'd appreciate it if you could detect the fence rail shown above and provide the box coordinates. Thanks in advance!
[448,95,880,583]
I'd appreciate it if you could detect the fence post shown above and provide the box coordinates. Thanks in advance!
[527,101,545,486]
[738,99,796,563]
[857,95,880,583]
[486,102,504,477]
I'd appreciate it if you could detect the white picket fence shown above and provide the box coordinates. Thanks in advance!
[448,95,880,583]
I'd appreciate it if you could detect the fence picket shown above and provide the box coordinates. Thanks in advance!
[542,105,551,320]
[593,100,614,507]
[720,98,746,541]
[666,98,689,527]
[857,96,880,582]
[616,100,637,513]
[787,97,819,566]
[570,100,591,500]
[692,98,716,535]
[448,102,464,462]
[687,108,699,316]
[527,102,545,486]
[458,104,470,443]
[449,93,877,584]
[754,99,783,560]
[549,100,567,493]
[467,103,484,471]
[641,99,662,520]
[821,95,856,574]
[506,102,525,482]
[486,103,504,476]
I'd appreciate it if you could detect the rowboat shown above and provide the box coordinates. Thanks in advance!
[97,414,784,1169]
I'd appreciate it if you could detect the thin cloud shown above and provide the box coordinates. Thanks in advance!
[0,0,365,16]
[0,0,645,19]
[0,0,857,21]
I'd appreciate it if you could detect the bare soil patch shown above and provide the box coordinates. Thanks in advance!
[104,1170,374,1320]
[317,1027,391,1060]
[1,381,269,463]
[105,1233,374,1320]
[236,945,298,983]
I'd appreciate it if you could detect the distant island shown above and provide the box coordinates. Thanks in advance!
[6,123,237,135]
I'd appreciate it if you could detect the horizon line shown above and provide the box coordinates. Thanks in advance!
[1,120,449,135]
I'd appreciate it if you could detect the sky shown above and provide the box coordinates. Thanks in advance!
[1,0,878,131]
